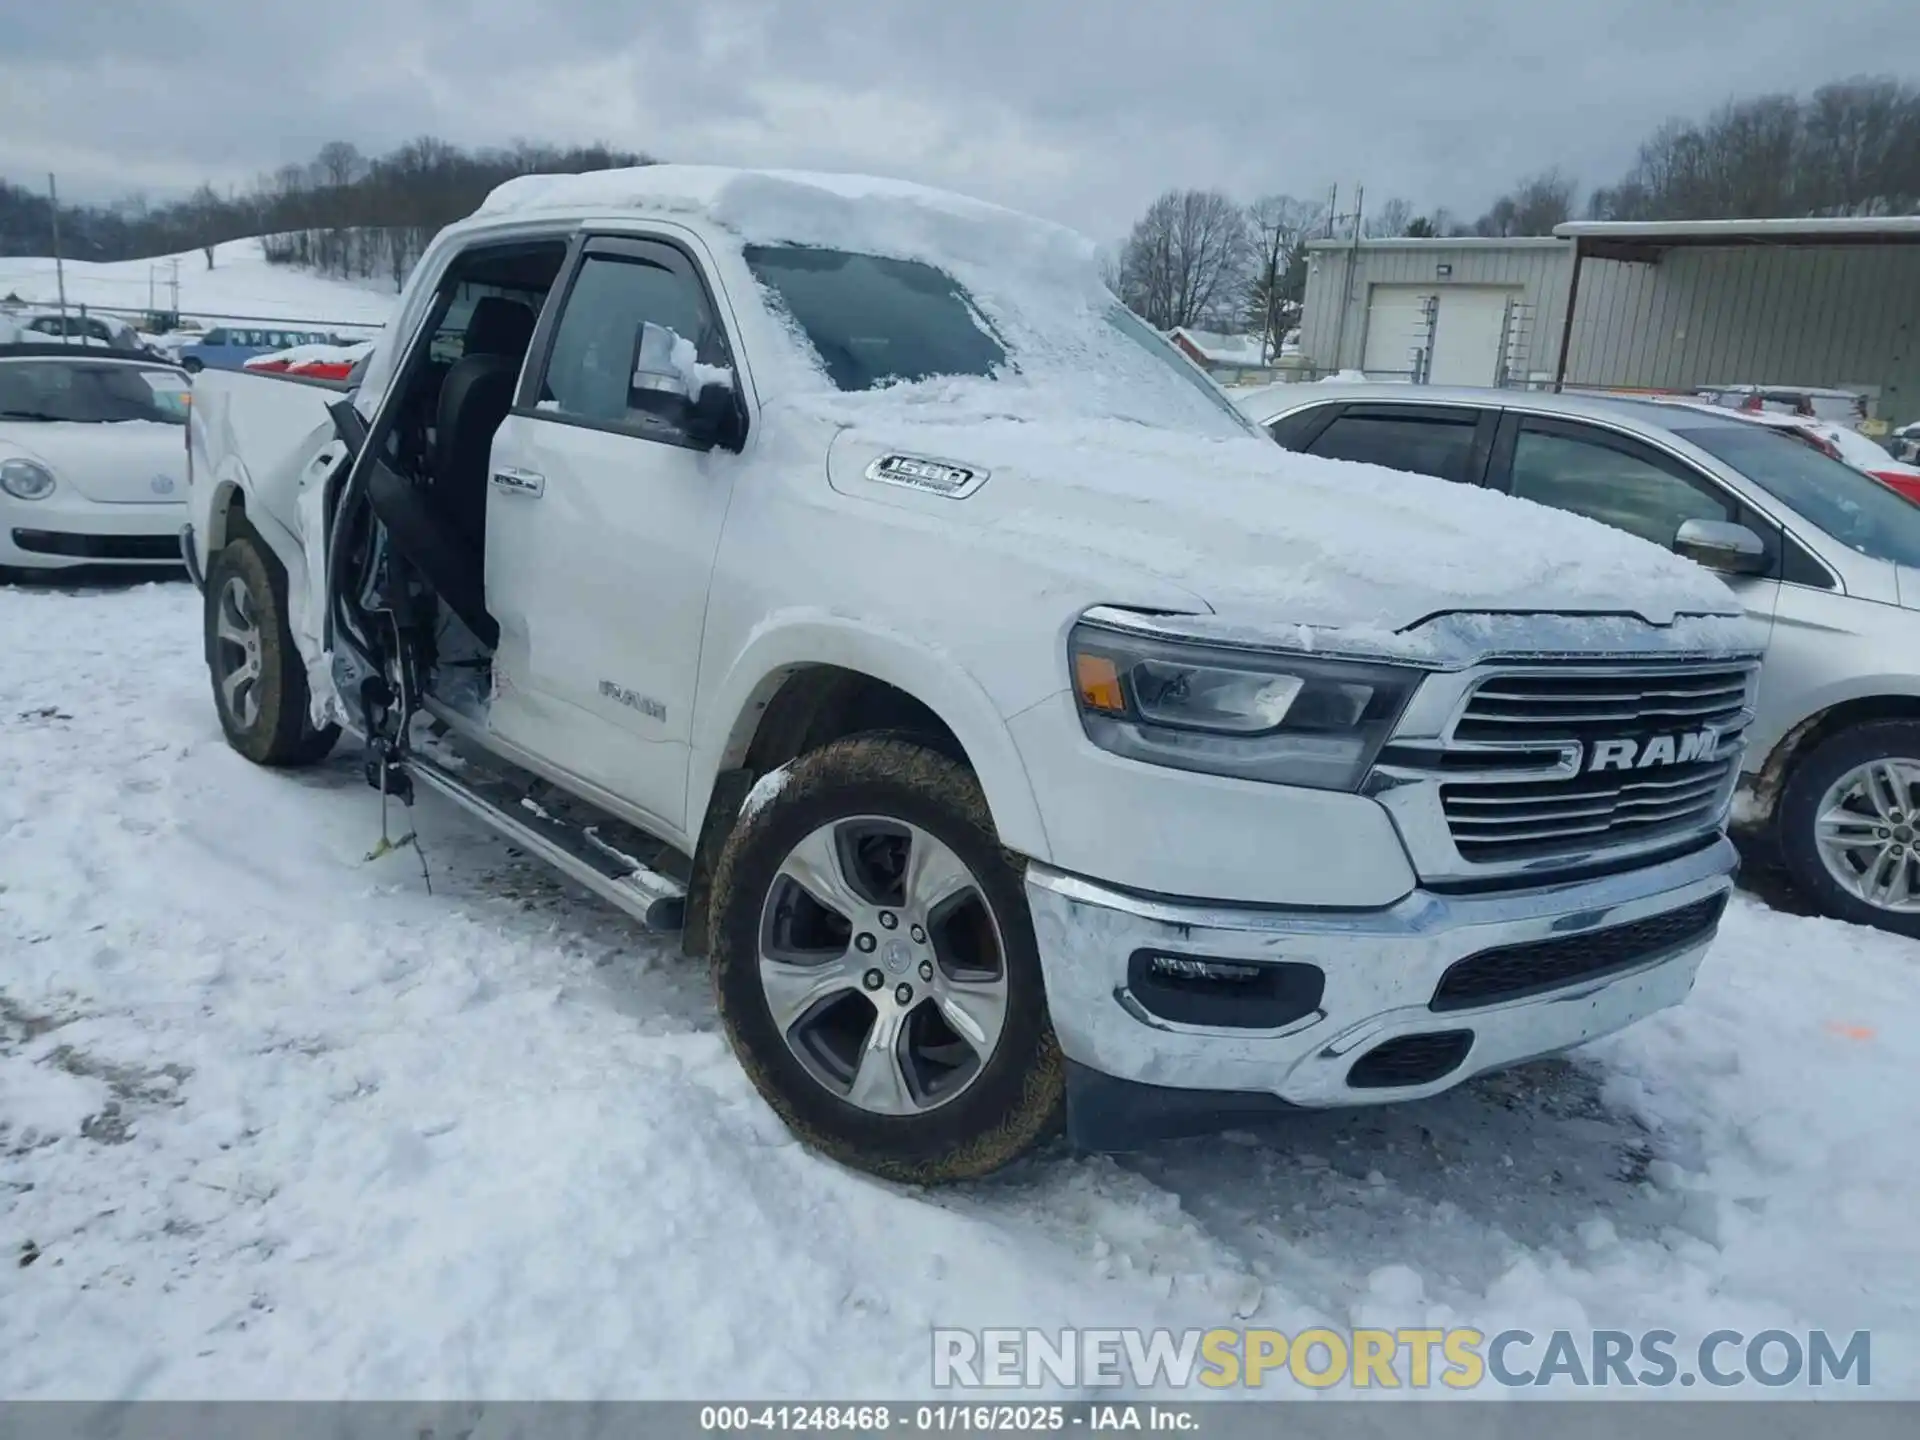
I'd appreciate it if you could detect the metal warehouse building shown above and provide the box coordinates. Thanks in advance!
[1298,217,1920,426]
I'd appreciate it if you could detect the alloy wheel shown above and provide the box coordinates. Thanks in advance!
[213,575,264,731]
[1813,757,1920,913]
[756,816,1009,1116]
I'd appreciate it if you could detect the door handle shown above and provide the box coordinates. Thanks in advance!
[492,468,545,497]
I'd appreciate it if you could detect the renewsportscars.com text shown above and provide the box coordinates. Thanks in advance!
[932,1326,1871,1391]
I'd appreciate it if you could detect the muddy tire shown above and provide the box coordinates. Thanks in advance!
[710,736,1063,1182]
[1777,720,1920,938]
[204,536,338,767]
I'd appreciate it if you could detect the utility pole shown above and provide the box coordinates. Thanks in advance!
[47,174,68,332]
[170,258,181,316]
[1326,183,1366,373]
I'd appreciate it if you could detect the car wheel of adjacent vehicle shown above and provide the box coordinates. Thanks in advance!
[1778,720,1920,937]
[204,536,338,767]
[710,735,1063,1182]
[181,357,203,374]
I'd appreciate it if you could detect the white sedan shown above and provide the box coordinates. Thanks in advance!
[0,345,192,576]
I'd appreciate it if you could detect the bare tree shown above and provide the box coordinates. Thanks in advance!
[1244,194,1326,358]
[1364,197,1414,239]
[1117,189,1253,331]
[314,141,364,190]
[1587,79,1920,222]
[1474,169,1578,236]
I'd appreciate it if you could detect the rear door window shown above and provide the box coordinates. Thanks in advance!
[1305,408,1485,482]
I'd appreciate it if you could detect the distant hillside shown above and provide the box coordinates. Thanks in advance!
[1,136,654,280]
[0,237,397,331]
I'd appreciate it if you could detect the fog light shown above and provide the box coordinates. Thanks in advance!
[1145,954,1265,984]
[1126,949,1326,1030]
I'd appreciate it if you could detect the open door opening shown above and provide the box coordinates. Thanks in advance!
[331,238,570,731]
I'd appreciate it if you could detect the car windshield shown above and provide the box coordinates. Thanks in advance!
[743,245,1008,391]
[743,243,1256,439]
[1675,422,1920,567]
[0,361,190,425]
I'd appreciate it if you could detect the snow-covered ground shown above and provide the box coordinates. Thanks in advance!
[1,580,1915,1399]
[0,238,393,334]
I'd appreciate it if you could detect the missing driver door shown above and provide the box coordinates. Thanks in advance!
[483,234,741,837]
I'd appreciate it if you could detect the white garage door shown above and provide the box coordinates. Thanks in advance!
[1361,287,1433,378]
[1429,287,1515,387]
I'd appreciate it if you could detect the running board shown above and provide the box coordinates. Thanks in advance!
[404,748,688,933]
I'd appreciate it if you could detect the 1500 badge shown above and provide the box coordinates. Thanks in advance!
[864,453,988,499]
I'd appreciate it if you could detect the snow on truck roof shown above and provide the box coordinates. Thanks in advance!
[474,165,1098,276]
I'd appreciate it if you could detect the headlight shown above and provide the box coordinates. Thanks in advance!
[1069,621,1420,790]
[0,459,55,501]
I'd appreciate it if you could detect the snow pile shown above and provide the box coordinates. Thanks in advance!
[832,415,1748,637]
[634,322,731,400]
[246,340,375,371]
[2,583,1916,1399]
[477,165,1095,281]
[467,165,1741,639]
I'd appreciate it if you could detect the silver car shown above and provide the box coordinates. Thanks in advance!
[1238,383,1920,937]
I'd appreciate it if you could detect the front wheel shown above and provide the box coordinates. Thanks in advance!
[204,536,338,766]
[1778,720,1920,937]
[710,736,1063,1182]
[180,357,203,374]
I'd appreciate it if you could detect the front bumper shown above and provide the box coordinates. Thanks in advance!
[1026,835,1735,1112]
[0,494,188,570]
[180,523,206,590]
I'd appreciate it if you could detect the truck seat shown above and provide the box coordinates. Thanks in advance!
[433,298,536,554]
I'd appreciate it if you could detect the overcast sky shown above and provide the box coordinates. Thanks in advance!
[5,0,1916,241]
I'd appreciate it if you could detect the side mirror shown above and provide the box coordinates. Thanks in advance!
[1674,518,1768,575]
[629,320,743,452]
[685,380,747,453]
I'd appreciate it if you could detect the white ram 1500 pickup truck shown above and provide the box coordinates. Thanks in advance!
[183,166,1762,1181]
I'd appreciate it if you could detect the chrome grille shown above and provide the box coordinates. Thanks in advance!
[1443,758,1737,862]
[1434,664,1754,866]
[1452,668,1754,746]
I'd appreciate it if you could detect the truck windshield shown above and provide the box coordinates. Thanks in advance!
[743,243,1257,439]
[0,361,189,425]
[1674,423,1920,568]
[743,245,1007,391]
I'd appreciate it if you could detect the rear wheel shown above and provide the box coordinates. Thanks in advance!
[710,736,1062,1182]
[181,357,204,374]
[204,536,338,766]
[1778,720,1920,937]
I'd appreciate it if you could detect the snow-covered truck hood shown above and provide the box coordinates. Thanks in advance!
[0,421,186,505]
[826,417,1747,647]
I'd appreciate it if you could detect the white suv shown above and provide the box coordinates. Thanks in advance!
[183,167,1759,1179]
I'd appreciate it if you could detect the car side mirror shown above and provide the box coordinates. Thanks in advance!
[1674,518,1768,575]
[685,379,747,453]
